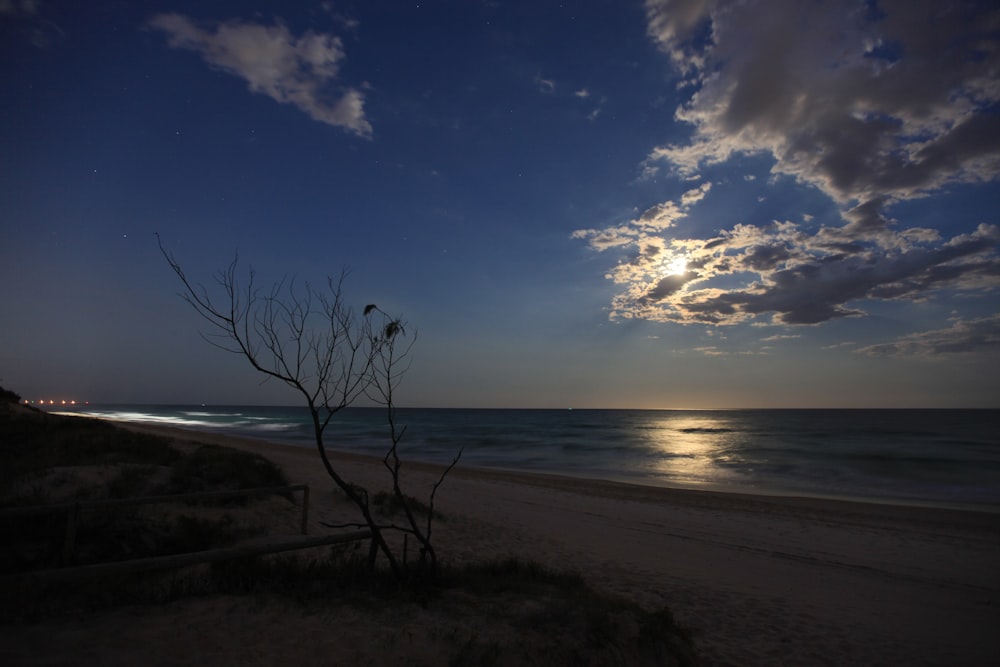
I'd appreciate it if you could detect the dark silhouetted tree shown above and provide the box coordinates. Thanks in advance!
[158,235,458,578]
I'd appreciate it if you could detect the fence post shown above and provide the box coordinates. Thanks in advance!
[300,486,310,535]
[62,503,79,565]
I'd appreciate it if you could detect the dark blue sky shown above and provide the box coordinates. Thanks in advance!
[2,0,999,408]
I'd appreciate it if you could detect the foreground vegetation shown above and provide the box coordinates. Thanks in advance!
[0,389,697,665]
[1,397,290,575]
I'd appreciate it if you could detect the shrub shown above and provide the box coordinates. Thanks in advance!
[0,384,22,404]
[166,445,289,497]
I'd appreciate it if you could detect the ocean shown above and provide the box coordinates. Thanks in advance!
[50,405,1000,512]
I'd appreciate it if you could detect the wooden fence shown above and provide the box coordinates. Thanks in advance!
[10,530,373,584]
[1,484,373,583]
[1,484,311,565]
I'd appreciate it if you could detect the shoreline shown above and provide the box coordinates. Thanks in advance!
[119,417,1000,525]
[117,417,1000,517]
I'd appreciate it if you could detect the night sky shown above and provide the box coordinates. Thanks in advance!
[2,0,999,408]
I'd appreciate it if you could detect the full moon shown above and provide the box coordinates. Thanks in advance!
[666,256,688,275]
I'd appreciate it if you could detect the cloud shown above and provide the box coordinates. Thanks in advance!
[760,334,800,343]
[679,181,710,207]
[0,0,39,16]
[575,1,1000,329]
[575,182,1000,325]
[857,314,1000,357]
[536,81,604,120]
[1,0,63,47]
[533,73,556,93]
[642,0,1000,216]
[148,13,371,137]
[583,95,607,121]
[573,182,711,254]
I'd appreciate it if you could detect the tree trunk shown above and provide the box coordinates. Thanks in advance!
[308,406,400,578]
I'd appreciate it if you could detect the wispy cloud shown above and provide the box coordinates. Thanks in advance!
[857,314,1000,357]
[760,334,800,343]
[0,0,39,16]
[571,87,606,120]
[147,14,371,137]
[572,182,709,248]
[1,0,63,47]
[533,72,556,93]
[535,78,604,120]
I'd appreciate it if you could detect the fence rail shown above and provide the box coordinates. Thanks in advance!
[0,484,312,565]
[5,530,373,584]
[0,484,310,517]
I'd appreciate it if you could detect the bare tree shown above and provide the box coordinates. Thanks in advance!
[365,316,462,573]
[157,236,457,578]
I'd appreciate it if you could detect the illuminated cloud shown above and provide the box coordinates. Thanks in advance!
[575,1,1000,329]
[576,194,1000,325]
[760,334,801,343]
[679,181,710,207]
[643,0,1000,212]
[148,14,371,137]
[857,314,1000,357]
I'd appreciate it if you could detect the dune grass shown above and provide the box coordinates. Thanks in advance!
[3,550,698,666]
[1,404,180,493]
[0,394,698,665]
[1,400,293,574]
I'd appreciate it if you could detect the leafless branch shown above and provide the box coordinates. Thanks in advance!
[158,235,460,579]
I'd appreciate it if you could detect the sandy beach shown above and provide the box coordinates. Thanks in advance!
[4,423,1000,666]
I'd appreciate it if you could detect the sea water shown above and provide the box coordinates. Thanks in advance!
[51,405,1000,511]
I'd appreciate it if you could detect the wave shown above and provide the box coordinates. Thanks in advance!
[73,410,223,429]
[182,411,243,418]
[239,422,301,432]
[678,427,737,434]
